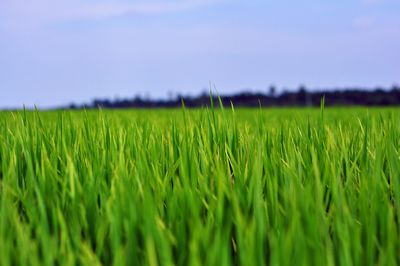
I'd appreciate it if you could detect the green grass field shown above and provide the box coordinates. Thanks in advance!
[0,106,399,265]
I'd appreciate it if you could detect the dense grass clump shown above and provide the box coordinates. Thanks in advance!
[0,106,399,265]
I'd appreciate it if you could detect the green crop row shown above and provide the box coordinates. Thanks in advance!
[0,105,399,265]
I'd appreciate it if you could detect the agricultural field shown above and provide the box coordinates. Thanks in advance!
[0,105,399,265]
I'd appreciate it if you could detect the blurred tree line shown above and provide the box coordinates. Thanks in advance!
[69,85,400,109]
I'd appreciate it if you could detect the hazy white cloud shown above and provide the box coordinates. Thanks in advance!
[362,0,384,4]
[69,0,224,19]
[352,16,375,28]
[0,0,223,30]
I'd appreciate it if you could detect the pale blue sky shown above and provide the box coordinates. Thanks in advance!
[1,0,399,108]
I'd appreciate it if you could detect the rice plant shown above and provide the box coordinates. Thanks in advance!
[0,105,399,265]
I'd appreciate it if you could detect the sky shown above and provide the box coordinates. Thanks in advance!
[0,0,399,108]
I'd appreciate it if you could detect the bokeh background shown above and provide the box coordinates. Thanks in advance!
[1,0,399,108]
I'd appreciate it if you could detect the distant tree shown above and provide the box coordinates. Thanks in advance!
[269,85,276,97]
[58,85,400,110]
[298,85,307,105]
[167,91,174,101]
[297,85,313,106]
[133,94,142,102]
